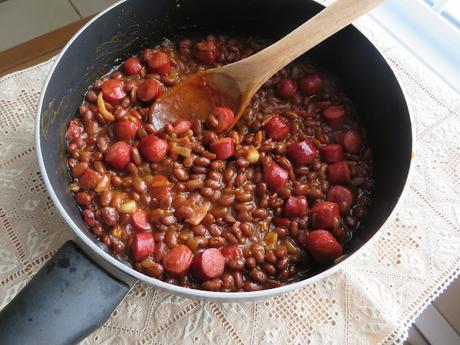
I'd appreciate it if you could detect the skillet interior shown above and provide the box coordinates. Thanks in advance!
[38,0,412,280]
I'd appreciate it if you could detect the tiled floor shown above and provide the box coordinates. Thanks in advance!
[0,0,118,52]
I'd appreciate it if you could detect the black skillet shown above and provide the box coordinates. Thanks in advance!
[0,0,413,344]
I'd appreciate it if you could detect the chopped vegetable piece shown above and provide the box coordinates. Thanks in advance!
[193,248,225,280]
[311,201,340,229]
[328,161,351,185]
[287,140,318,165]
[323,105,345,129]
[132,232,154,261]
[284,196,307,217]
[105,141,132,170]
[210,138,234,160]
[139,134,169,162]
[320,144,344,163]
[97,92,115,122]
[163,245,193,276]
[102,79,126,103]
[264,162,288,192]
[303,230,343,263]
[119,200,137,213]
[265,115,289,141]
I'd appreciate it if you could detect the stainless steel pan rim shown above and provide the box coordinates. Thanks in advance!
[34,0,415,301]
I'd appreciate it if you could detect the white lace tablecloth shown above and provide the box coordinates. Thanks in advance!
[1,6,460,345]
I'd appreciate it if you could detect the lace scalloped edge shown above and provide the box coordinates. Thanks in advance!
[380,262,460,345]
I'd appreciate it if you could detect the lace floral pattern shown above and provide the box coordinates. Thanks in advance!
[1,4,459,344]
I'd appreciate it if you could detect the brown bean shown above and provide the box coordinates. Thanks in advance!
[185,179,204,191]
[202,278,223,291]
[249,268,267,283]
[223,167,236,182]
[237,211,251,222]
[72,162,88,177]
[243,281,262,292]
[222,232,238,245]
[218,192,235,206]
[307,188,323,199]
[274,227,288,239]
[205,179,222,190]
[235,173,246,187]
[201,213,215,227]
[119,213,131,225]
[252,208,268,219]
[126,163,138,176]
[278,187,291,198]
[111,176,123,187]
[233,271,244,289]
[183,156,194,168]
[198,186,212,197]
[210,160,224,171]
[264,250,277,264]
[176,205,194,219]
[75,192,92,206]
[145,262,164,278]
[251,244,265,263]
[101,207,119,226]
[245,257,256,269]
[100,190,113,206]
[208,236,225,247]
[207,171,222,181]
[276,257,289,270]
[172,195,187,209]
[211,207,228,219]
[256,182,267,198]
[153,242,167,262]
[289,221,299,238]
[240,223,254,237]
[236,157,249,168]
[165,229,178,248]
[228,258,245,271]
[192,166,207,174]
[85,90,97,103]
[222,272,235,290]
[234,203,254,212]
[274,245,288,258]
[174,167,189,181]
[194,157,211,166]
[235,191,252,202]
[191,120,202,136]
[161,215,177,226]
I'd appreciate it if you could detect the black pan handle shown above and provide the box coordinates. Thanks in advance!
[0,240,132,345]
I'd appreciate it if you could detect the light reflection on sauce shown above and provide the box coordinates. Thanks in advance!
[149,72,240,130]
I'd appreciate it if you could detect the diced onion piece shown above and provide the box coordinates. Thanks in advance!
[264,232,278,250]
[97,92,115,122]
[140,257,155,268]
[175,136,191,146]
[172,143,191,158]
[119,200,137,213]
[111,225,122,238]
[185,202,210,225]
[69,183,80,192]
[127,114,140,123]
[150,175,170,188]
[95,175,110,193]
[285,238,301,255]
[187,237,199,252]
[246,148,260,164]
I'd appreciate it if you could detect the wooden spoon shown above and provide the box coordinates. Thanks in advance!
[149,0,383,130]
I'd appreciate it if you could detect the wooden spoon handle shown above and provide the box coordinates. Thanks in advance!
[227,0,383,86]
